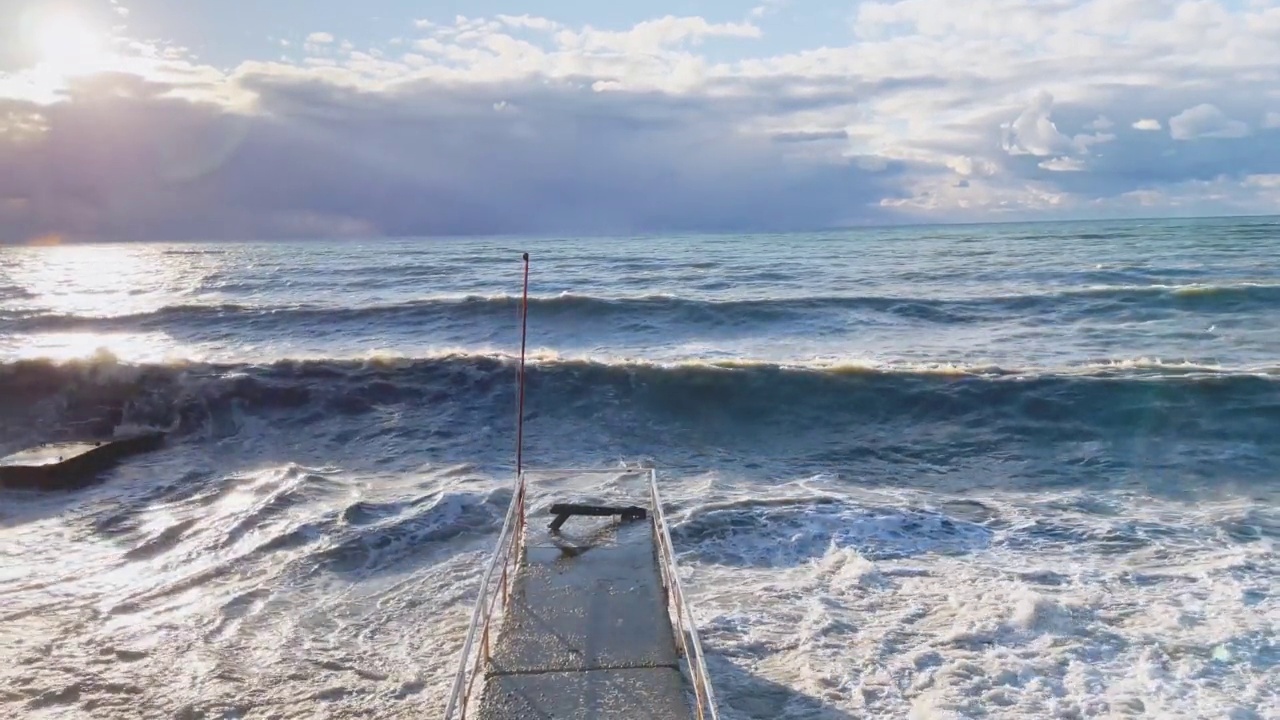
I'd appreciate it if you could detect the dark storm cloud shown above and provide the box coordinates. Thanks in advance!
[0,71,899,243]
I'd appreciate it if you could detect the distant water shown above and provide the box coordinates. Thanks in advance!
[1,217,1277,718]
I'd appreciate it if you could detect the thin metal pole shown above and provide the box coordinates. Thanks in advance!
[516,252,530,475]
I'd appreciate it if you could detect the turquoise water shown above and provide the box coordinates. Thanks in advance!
[1,216,1276,718]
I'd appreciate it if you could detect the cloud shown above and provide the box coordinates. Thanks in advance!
[1039,156,1087,172]
[749,0,790,19]
[1245,173,1280,189]
[1002,92,1074,157]
[1169,103,1250,140]
[0,69,899,242]
[2,2,1280,241]
[1090,173,1280,215]
[1001,93,1114,159]
[557,15,761,55]
[1087,115,1113,131]
[945,156,996,178]
[496,15,562,32]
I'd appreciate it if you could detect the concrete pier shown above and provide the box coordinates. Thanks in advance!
[475,513,691,719]
[0,432,165,491]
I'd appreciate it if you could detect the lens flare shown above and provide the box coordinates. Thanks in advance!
[30,9,108,77]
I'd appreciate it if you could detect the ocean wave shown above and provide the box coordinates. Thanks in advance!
[160,248,230,257]
[1,353,1277,450]
[0,285,35,302]
[8,281,1280,333]
[4,349,1276,384]
[311,490,508,574]
[671,495,995,566]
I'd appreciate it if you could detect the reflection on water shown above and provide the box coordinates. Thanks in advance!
[1,243,230,362]
[0,332,182,364]
[7,244,198,317]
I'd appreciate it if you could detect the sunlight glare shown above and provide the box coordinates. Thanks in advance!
[30,9,109,77]
[1,333,177,364]
[20,245,159,317]
[2,244,225,364]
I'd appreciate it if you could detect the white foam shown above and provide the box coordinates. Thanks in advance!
[1,460,1274,718]
[671,482,1277,719]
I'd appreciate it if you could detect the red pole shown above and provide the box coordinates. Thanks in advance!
[516,253,530,475]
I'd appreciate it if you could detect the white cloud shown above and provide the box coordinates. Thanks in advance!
[1168,103,1250,140]
[1040,156,1087,172]
[496,15,562,32]
[749,0,789,19]
[882,175,1071,217]
[999,95,1114,162]
[945,156,997,177]
[558,16,761,54]
[1090,174,1280,215]
[2,2,1280,240]
[1244,173,1280,189]
[1002,91,1073,157]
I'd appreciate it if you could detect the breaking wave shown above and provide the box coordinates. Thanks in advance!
[3,353,1277,457]
[7,281,1280,332]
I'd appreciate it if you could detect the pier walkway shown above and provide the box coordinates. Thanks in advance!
[443,469,717,720]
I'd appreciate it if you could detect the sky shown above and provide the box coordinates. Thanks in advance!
[0,0,1278,242]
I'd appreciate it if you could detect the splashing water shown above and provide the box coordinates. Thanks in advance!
[2,218,1277,718]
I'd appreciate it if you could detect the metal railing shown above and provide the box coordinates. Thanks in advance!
[648,469,720,720]
[442,472,526,720]
[442,467,718,720]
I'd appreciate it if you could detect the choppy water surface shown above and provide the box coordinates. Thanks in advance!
[2,217,1278,718]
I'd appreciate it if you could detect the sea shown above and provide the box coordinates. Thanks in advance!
[1,216,1277,719]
